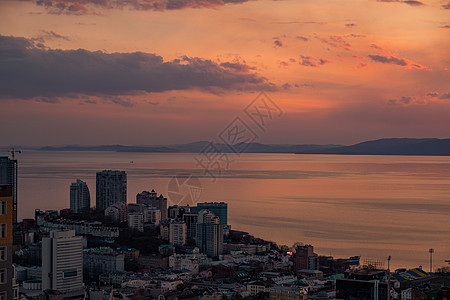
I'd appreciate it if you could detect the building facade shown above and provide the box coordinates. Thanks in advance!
[0,157,18,224]
[195,202,228,225]
[42,230,84,298]
[0,185,19,300]
[169,220,186,246]
[127,212,144,232]
[96,170,127,211]
[69,179,90,213]
[104,202,128,223]
[195,210,223,258]
[136,190,167,220]
[294,245,319,274]
[83,248,125,280]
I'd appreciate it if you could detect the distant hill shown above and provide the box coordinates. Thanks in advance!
[296,138,450,156]
[39,142,340,153]
[38,138,450,155]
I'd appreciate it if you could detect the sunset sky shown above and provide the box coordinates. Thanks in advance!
[1,0,449,146]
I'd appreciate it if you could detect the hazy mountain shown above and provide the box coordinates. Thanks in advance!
[37,138,450,155]
[297,138,450,155]
[39,142,340,153]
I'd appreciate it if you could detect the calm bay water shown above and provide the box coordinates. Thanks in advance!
[17,150,450,270]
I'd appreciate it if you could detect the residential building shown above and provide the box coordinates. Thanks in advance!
[195,210,223,258]
[42,230,84,298]
[168,253,207,273]
[83,247,125,280]
[159,220,186,246]
[169,220,186,246]
[128,212,144,232]
[195,202,228,225]
[136,190,167,220]
[104,202,128,223]
[96,170,127,211]
[0,157,18,224]
[69,179,90,213]
[294,245,319,274]
[183,213,198,239]
[143,206,161,225]
[0,185,19,300]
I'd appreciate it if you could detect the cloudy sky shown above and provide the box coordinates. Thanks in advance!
[1,0,449,146]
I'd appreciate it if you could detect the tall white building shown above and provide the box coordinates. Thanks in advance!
[42,230,84,298]
[70,179,90,213]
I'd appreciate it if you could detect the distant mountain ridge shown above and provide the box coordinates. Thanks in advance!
[39,142,340,153]
[296,138,450,156]
[38,138,450,156]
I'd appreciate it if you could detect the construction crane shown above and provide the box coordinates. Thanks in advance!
[9,148,21,160]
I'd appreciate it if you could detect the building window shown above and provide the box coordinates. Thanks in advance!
[0,269,6,284]
[0,247,5,261]
[0,291,6,300]
[0,201,5,215]
[0,224,5,239]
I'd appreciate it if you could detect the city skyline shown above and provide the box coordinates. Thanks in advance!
[1,0,449,146]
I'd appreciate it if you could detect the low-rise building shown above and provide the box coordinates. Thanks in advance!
[83,247,125,280]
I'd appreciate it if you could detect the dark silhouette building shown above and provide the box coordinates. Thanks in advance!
[96,170,127,211]
[136,190,167,220]
[294,244,319,274]
[0,157,18,224]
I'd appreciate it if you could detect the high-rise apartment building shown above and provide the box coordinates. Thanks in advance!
[0,185,19,300]
[195,210,223,258]
[42,230,84,298]
[192,202,227,225]
[96,170,127,211]
[169,220,186,246]
[294,244,319,274]
[0,157,18,224]
[70,179,90,213]
[136,190,167,220]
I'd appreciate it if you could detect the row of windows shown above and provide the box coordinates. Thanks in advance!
[0,201,6,215]
[0,246,6,261]
[0,224,6,239]
[0,268,6,284]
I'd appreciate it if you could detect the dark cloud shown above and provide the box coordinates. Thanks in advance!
[439,25,450,29]
[402,0,424,5]
[315,35,352,51]
[220,62,255,72]
[28,0,253,14]
[427,92,438,97]
[443,2,450,9]
[35,97,61,103]
[387,96,428,106]
[32,30,71,43]
[299,55,330,67]
[368,54,426,69]
[273,39,283,48]
[110,97,133,107]
[296,36,309,42]
[376,0,424,6]
[0,35,275,99]
[345,23,356,27]
[440,93,450,99]
[369,54,408,66]
[370,44,384,51]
